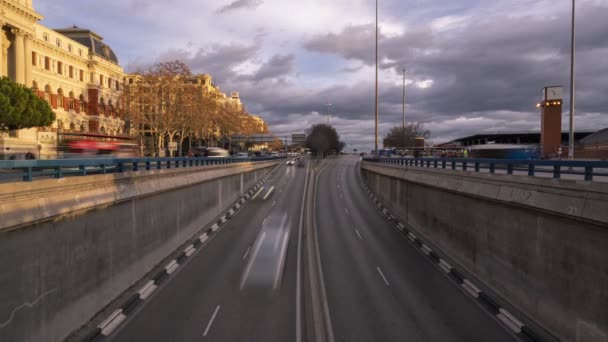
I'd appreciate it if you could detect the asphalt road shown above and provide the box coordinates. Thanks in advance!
[106,155,517,342]
[314,156,516,342]
[110,160,308,342]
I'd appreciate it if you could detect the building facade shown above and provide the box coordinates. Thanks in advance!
[1,0,126,159]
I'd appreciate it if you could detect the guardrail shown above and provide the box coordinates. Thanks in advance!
[0,156,285,182]
[363,157,608,182]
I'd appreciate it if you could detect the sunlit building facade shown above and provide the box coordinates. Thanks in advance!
[1,0,126,159]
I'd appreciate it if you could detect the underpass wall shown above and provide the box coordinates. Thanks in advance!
[0,161,276,342]
[361,161,608,342]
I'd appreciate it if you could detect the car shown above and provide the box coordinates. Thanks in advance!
[205,147,230,158]
[234,152,249,159]
[286,159,295,166]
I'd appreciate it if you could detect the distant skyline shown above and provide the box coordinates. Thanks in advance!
[38,0,608,150]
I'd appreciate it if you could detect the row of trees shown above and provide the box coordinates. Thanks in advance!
[383,123,430,149]
[125,60,267,156]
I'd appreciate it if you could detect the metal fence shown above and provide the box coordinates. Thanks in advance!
[0,156,284,182]
[363,157,608,182]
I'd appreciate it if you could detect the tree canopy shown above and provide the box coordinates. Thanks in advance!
[0,77,55,131]
[383,123,430,149]
[305,123,345,155]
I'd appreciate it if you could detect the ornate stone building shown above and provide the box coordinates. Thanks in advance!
[1,0,126,159]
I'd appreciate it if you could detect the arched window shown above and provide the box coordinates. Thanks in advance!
[69,122,75,131]
[79,94,86,113]
[57,89,64,108]
[79,124,85,132]
[100,126,106,134]
[32,81,39,91]
[68,91,75,110]
[44,85,52,104]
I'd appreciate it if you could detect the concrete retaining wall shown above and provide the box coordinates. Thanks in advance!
[361,161,608,342]
[0,161,277,342]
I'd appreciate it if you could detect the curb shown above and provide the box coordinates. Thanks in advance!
[359,181,546,342]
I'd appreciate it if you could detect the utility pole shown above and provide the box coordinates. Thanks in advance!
[568,0,576,160]
[374,0,379,156]
[402,68,406,153]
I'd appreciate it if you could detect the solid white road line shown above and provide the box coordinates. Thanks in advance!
[243,246,251,260]
[295,162,310,342]
[497,308,524,333]
[251,186,265,200]
[355,229,363,240]
[263,186,275,200]
[376,267,390,286]
[203,305,221,337]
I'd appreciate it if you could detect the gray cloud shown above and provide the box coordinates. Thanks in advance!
[301,2,608,144]
[248,54,295,82]
[217,0,263,14]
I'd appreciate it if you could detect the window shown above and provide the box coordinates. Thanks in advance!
[90,73,94,83]
[57,91,64,108]
[69,99,74,110]
[43,33,48,42]
[69,66,74,78]
[31,52,37,66]
[78,49,82,57]
[56,38,61,48]
[44,57,50,70]
[57,61,63,75]
[129,78,134,85]
[79,70,84,82]
[68,44,72,52]
[99,75,104,87]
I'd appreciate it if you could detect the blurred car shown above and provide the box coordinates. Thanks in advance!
[204,147,230,158]
[240,213,290,290]
[297,160,305,167]
[286,159,295,166]
[234,152,250,159]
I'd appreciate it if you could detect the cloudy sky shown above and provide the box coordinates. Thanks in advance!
[37,0,608,150]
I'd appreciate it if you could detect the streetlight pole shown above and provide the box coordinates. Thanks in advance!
[374,0,379,156]
[568,0,576,160]
[402,68,406,153]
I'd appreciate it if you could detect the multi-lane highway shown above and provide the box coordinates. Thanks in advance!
[106,155,517,342]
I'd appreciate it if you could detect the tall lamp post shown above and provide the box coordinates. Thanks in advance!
[402,68,406,153]
[568,0,576,160]
[374,0,379,156]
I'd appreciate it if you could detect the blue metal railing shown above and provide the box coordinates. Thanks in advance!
[0,156,284,182]
[363,157,608,182]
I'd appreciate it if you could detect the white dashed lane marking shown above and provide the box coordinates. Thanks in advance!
[376,266,390,286]
[203,305,221,337]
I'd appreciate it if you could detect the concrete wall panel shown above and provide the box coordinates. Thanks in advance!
[0,162,276,342]
[362,162,608,342]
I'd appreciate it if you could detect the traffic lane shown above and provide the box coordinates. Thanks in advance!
[316,161,429,342]
[209,163,307,341]
[109,163,295,342]
[338,156,516,341]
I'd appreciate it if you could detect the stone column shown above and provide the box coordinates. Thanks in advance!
[24,33,32,87]
[0,24,8,77]
[12,28,25,85]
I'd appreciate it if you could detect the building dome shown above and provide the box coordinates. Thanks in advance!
[54,26,119,64]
